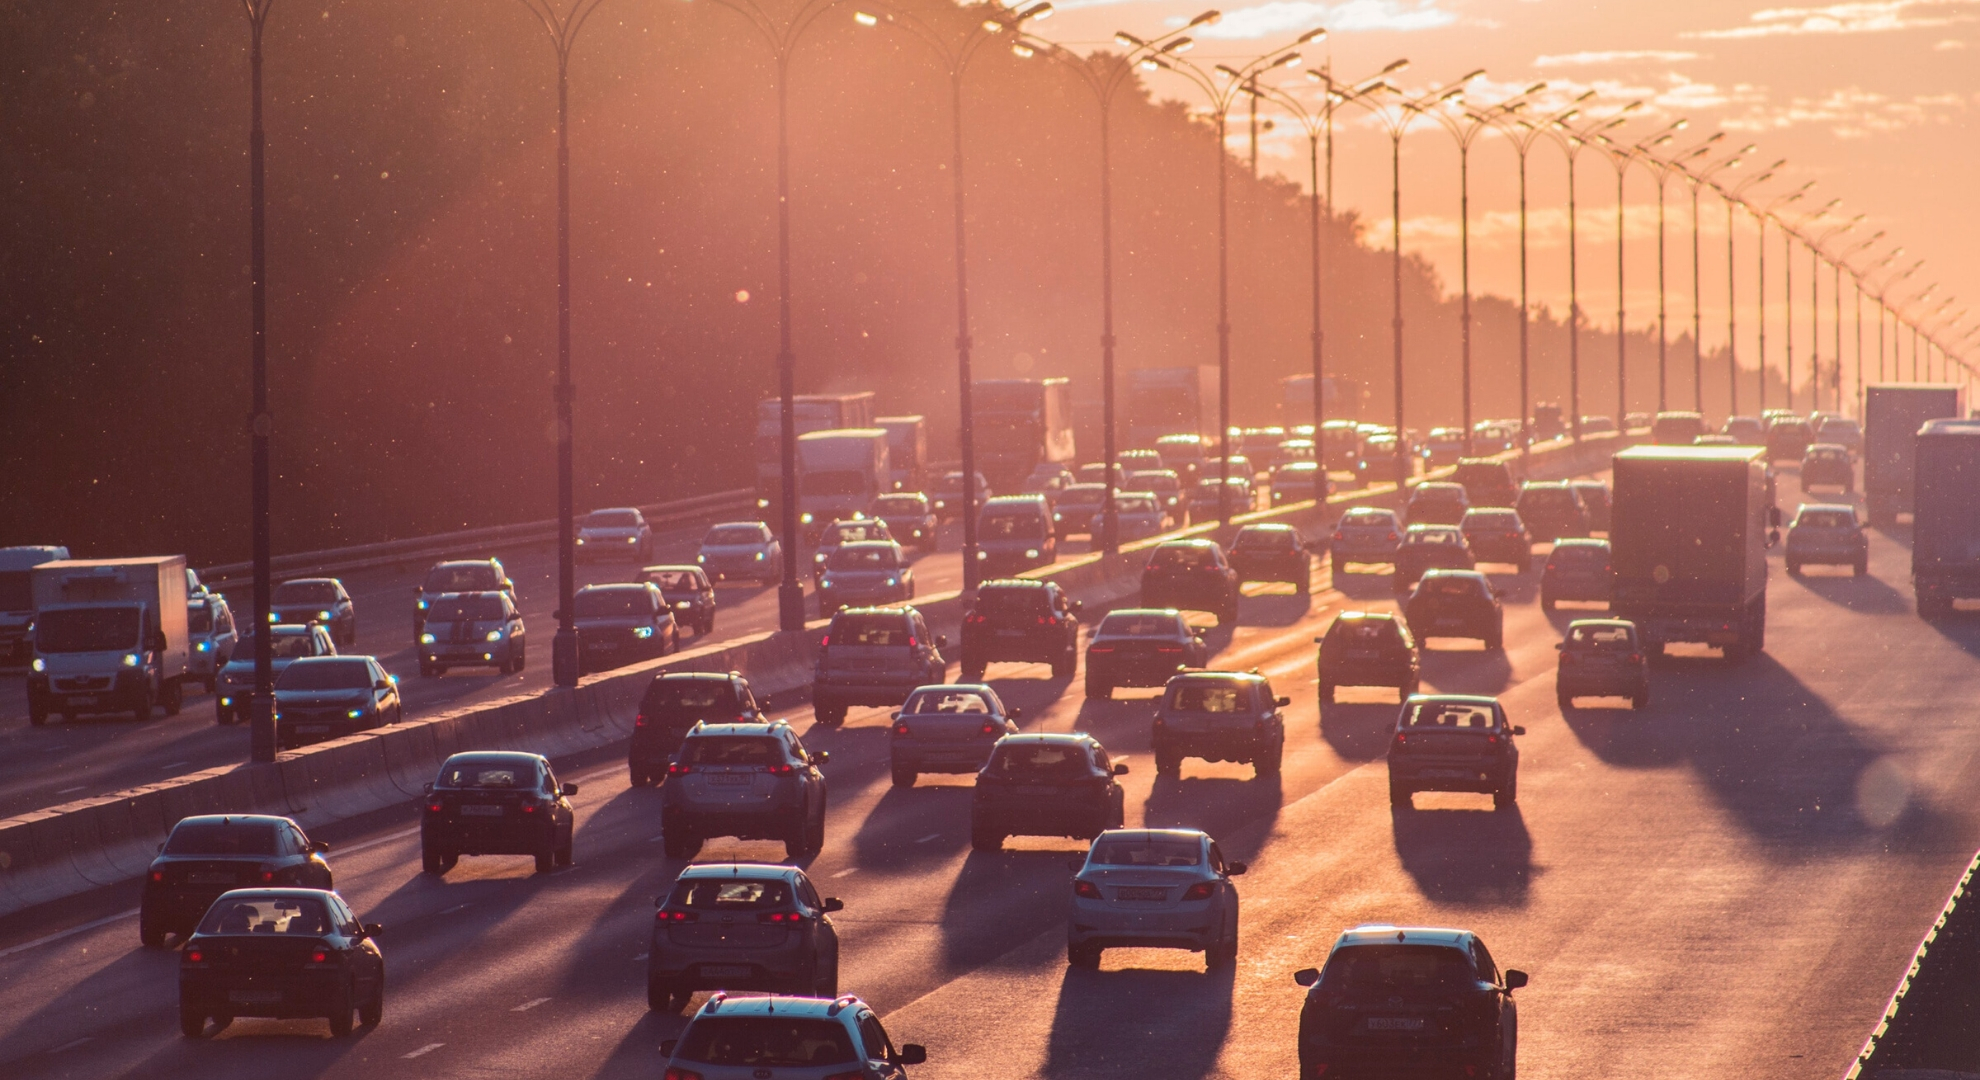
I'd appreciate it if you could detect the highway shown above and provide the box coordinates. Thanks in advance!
[2,467,1974,1078]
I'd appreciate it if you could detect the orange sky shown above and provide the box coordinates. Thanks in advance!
[1037,0,1980,380]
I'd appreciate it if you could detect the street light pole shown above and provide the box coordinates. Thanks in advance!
[1594,120,1685,428]
[1546,104,1639,441]
[1750,181,1811,413]
[1711,160,1783,418]
[1637,134,1722,414]
[1673,145,1750,415]
[240,0,277,764]
[1804,214,1866,412]
[1496,94,1595,447]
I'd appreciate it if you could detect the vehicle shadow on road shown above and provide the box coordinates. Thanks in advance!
[1042,963,1235,1080]
[1141,774,1284,853]
[1331,569,1401,605]
[851,784,973,870]
[1793,571,1911,614]
[1319,700,1403,761]
[1559,700,1686,769]
[1870,521,1915,551]
[940,849,1079,969]
[1391,803,1533,906]
[1418,647,1515,696]
[1236,592,1311,627]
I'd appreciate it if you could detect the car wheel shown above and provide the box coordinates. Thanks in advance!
[891,766,916,788]
[1786,560,1801,577]
[630,766,651,787]
[179,1004,210,1039]
[1558,690,1573,712]
[422,845,448,875]
[1389,779,1412,808]
[1494,777,1518,810]
[1051,651,1076,679]
[1854,557,1868,577]
[1068,941,1101,970]
[327,981,355,1037]
[784,815,811,861]
[648,975,685,1013]
[970,825,1003,852]
[28,701,48,727]
[817,956,839,998]
[1085,678,1112,701]
[1318,682,1335,705]
[139,912,166,948]
[1206,936,1237,971]
[535,842,556,874]
[132,684,153,723]
[359,975,384,1027]
[1154,746,1181,776]
[555,831,574,867]
[663,830,701,860]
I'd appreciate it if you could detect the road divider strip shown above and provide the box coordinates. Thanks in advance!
[1847,848,1980,1077]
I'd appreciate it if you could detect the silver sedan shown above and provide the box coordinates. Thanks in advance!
[1067,828,1246,972]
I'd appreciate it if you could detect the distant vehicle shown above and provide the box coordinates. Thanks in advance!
[1785,503,1868,578]
[1316,611,1418,704]
[1815,415,1862,455]
[971,733,1126,851]
[818,541,915,616]
[421,751,577,874]
[1459,507,1532,572]
[1394,525,1476,592]
[1540,538,1613,612]
[213,623,337,725]
[1652,411,1707,446]
[810,606,946,726]
[1141,539,1241,626]
[1557,618,1649,710]
[754,391,876,511]
[696,521,782,585]
[629,671,767,787]
[1052,483,1108,540]
[1068,828,1246,971]
[141,814,333,946]
[973,378,1075,491]
[959,579,1080,681]
[1422,427,1467,468]
[0,545,69,664]
[576,507,653,562]
[810,518,895,587]
[1020,463,1076,507]
[877,414,928,492]
[270,577,356,647]
[634,564,717,636]
[888,683,1019,788]
[1452,458,1517,508]
[1228,523,1312,594]
[870,492,939,554]
[177,889,383,1039]
[797,429,891,541]
[930,470,991,523]
[1152,670,1287,778]
[1278,372,1359,429]
[1293,925,1527,1079]
[1111,492,1172,540]
[1625,411,1653,431]
[1320,419,1368,479]
[1186,476,1253,524]
[660,720,828,860]
[1571,480,1612,533]
[186,594,239,692]
[1118,448,1165,474]
[28,555,191,723]
[415,559,514,643]
[1388,694,1523,809]
[1127,469,1184,518]
[1865,384,1965,525]
[659,994,925,1076]
[1693,433,1737,446]
[974,494,1056,576]
[273,655,399,749]
[1914,419,1980,616]
[573,583,678,674]
[1766,417,1814,463]
[1404,570,1503,649]
[1083,608,1207,700]
[1270,460,1328,506]
[1531,402,1566,441]
[1154,434,1210,482]
[1580,415,1617,436]
[1721,415,1765,446]
[1330,507,1402,570]
[1076,462,1128,488]
[1611,445,1779,659]
[1516,481,1591,543]
[646,863,844,1011]
[1405,482,1470,527]
[1128,367,1220,448]
[1799,443,1855,493]
[1201,454,1254,484]
[418,590,525,676]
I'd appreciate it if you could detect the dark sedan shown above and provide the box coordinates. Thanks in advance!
[1459,507,1532,572]
[635,565,717,637]
[421,751,577,874]
[1404,570,1504,650]
[1228,523,1313,593]
[142,814,333,946]
[1316,611,1418,703]
[574,582,679,675]
[1540,538,1612,611]
[1515,481,1590,543]
[273,656,400,750]
[1800,442,1855,493]
[1141,539,1242,626]
[1388,694,1523,810]
[270,577,356,648]
[1393,525,1476,592]
[1084,608,1208,699]
[1405,482,1470,526]
[971,733,1126,851]
[179,888,383,1038]
[871,491,939,554]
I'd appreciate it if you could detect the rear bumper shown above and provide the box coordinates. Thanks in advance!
[143,887,235,932]
[423,819,556,856]
[1154,730,1278,762]
[646,947,810,989]
[181,970,344,1018]
[813,674,925,707]
[1318,662,1413,688]
[891,741,996,773]
[1389,760,1511,793]
[963,631,1064,664]
[1086,656,1187,687]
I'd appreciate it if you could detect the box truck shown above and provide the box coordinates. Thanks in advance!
[973,378,1075,490]
[1864,384,1964,526]
[1913,418,1980,618]
[796,429,891,541]
[26,555,191,723]
[1127,367,1220,448]
[756,392,878,512]
[876,415,928,493]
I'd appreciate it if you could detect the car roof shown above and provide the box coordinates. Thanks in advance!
[204,887,338,904]
[588,506,641,514]
[1520,480,1571,489]
[1415,482,1465,494]
[578,582,651,593]
[1404,523,1460,533]
[1796,502,1857,514]
[995,732,1097,747]
[1168,670,1265,684]
[983,495,1046,507]
[694,993,868,1020]
[676,862,804,883]
[1237,523,1298,533]
[980,578,1046,589]
[1805,442,1849,452]
[280,577,341,587]
[834,540,898,552]
[433,559,498,569]
[1418,569,1488,583]
[652,671,737,683]
[1567,618,1636,630]
[833,605,914,618]
[1335,924,1472,949]
[1334,610,1397,623]
[1552,537,1610,549]
[432,589,507,600]
[1101,607,1181,618]
[282,655,368,669]
[687,722,788,738]
[443,750,548,767]
[908,683,997,694]
[1093,828,1209,845]
[1157,538,1219,549]
[640,564,704,574]
[174,814,292,830]
[1403,693,1500,708]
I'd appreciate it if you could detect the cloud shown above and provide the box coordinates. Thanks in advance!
[1177,1,1459,39]
[1684,0,1980,40]
[1716,85,1970,137]
[1534,50,1704,67]
[1936,36,1970,45]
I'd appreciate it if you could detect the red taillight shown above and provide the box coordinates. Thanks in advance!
[261,870,275,883]
[634,712,647,728]
[907,636,917,649]
[1181,882,1216,901]
[1088,645,1114,653]
[1505,531,1520,539]
[759,911,804,923]
[1038,616,1053,625]
[966,614,987,625]
[669,761,693,776]
[427,802,443,813]
[819,635,829,647]
[1332,530,1345,540]
[981,722,998,735]
[311,950,328,963]
[1628,653,1643,664]
[1394,732,1408,745]
[657,909,696,923]
[1560,652,1576,665]
[664,1067,705,1080]
[766,763,794,775]
[1486,734,1499,744]
[1156,645,1183,654]
[1387,532,1398,541]
[150,870,165,883]
[894,722,911,736]
[1145,563,1159,573]
[185,950,204,963]
[522,804,536,814]
[1073,880,1103,899]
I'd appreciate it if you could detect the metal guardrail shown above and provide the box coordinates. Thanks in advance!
[196,488,755,589]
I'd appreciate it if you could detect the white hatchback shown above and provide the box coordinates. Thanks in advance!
[660,993,927,1080]
[1067,828,1246,972]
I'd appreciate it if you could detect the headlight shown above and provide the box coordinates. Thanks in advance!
[800,512,814,524]
[819,579,834,589]
[1026,549,1040,559]
[754,551,765,561]
[196,641,211,652]
[757,498,770,509]
[347,708,364,719]
[576,537,587,545]
[122,653,140,667]
[220,696,233,706]
[485,630,504,642]
[814,553,827,564]
[696,554,707,563]
[318,611,332,621]
[31,657,45,672]
[626,535,637,543]
[633,626,655,639]
[975,550,987,560]
[884,576,899,587]
[673,601,692,609]
[418,599,429,611]
[1053,513,1063,521]
[420,633,436,644]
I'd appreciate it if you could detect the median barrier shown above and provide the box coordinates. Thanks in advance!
[1849,850,1980,1077]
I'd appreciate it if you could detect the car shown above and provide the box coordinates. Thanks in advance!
[1067,828,1246,971]
[417,590,526,676]
[975,494,1056,575]
[1127,469,1185,518]
[1151,670,1287,777]
[810,606,947,726]
[414,558,514,643]
[870,491,939,553]
[931,470,991,522]
[1422,427,1467,468]
[1722,415,1765,445]
[1394,524,1476,592]
[811,519,895,587]
[659,992,926,1078]
[1118,448,1165,474]
[971,733,1126,851]
[1052,483,1108,539]
[1293,924,1527,1080]
[1515,481,1591,543]
[1404,482,1470,527]
[1571,480,1612,533]
[1186,475,1254,523]
[141,814,333,946]
[1316,611,1418,704]
[888,683,1019,787]
[270,577,356,648]
[958,579,1080,681]
[1141,539,1242,626]
[1404,569,1504,650]
[646,863,843,1009]
[1076,462,1128,488]
[1557,618,1650,710]
[1269,460,1329,506]
[1786,503,1869,577]
[1652,410,1708,445]
[1202,454,1255,485]
[574,582,678,674]
[273,655,400,749]
[1228,523,1313,593]
[1021,463,1077,506]
[1387,694,1523,809]
[1459,507,1533,572]
[178,889,383,1039]
[1276,437,1318,468]
[1330,507,1403,570]
[1800,442,1855,493]
[187,594,239,692]
[214,623,337,725]
[576,506,653,562]
[1816,415,1863,455]
[697,521,783,585]
[636,564,718,636]
[1580,414,1617,435]
[1084,608,1208,700]
[660,720,829,859]
[421,751,577,874]
[1155,434,1208,481]
[1767,416,1814,463]
[818,541,914,616]
[1693,433,1737,446]
[1625,411,1653,431]
[1452,458,1517,508]
[630,671,769,787]
[1540,537,1613,611]
[1111,492,1173,540]
[1320,419,1368,478]
[1238,426,1288,468]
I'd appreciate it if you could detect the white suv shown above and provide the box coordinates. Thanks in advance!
[660,993,927,1080]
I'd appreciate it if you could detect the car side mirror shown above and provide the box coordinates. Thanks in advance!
[312,841,331,853]
[1113,763,1129,776]
[1275,696,1292,708]
[1511,725,1527,736]
[1226,861,1248,876]
[1553,642,1565,650]
[890,710,902,721]
[561,783,579,797]
[815,750,830,765]
[361,923,384,938]
[897,1045,928,1066]
[1504,969,1529,991]
[822,897,845,913]
[1294,968,1321,988]
[1071,599,1084,613]
[660,1040,678,1057]
[1767,528,1782,548]
[1009,707,1022,720]
[423,782,434,795]
[374,679,391,691]
[936,634,948,651]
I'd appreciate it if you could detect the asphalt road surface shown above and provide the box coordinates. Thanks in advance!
[2,467,1975,1079]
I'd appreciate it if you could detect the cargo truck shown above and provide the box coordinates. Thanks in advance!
[1864,384,1964,526]
[1610,446,1779,660]
[0,545,70,664]
[796,429,891,542]
[755,392,878,512]
[876,415,928,493]
[973,378,1075,490]
[1913,418,1980,618]
[1127,367,1220,448]
[25,555,192,723]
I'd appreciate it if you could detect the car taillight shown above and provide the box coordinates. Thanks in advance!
[634,712,647,728]
[1073,880,1102,899]
[966,614,987,625]
[1486,734,1499,744]
[894,721,911,736]
[819,635,829,647]
[522,803,536,814]
[760,911,804,923]
[1394,732,1408,746]
[185,950,204,964]
[907,636,918,648]
[1038,616,1054,625]
[664,1068,705,1080]
[1628,653,1643,664]
[981,722,998,735]
[1089,645,1114,653]
[1560,652,1576,664]
[1332,530,1345,540]
[150,870,165,883]
[261,869,276,883]
[1145,564,1159,573]
[1387,532,1398,541]
[312,950,329,963]
[766,763,794,775]
[1156,645,1183,653]
[657,909,696,923]
[669,761,694,776]
[1181,882,1216,901]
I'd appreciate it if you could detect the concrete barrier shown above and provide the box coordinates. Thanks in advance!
[1848,850,1980,1077]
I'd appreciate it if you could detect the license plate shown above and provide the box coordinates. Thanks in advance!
[1367,1017,1424,1031]
[1344,650,1379,660]
[188,872,239,886]
[709,773,751,786]
[69,695,100,707]
[229,989,283,1005]
[459,804,504,816]
[585,641,614,652]
[297,724,329,735]
[1435,618,1463,628]
[1424,769,1471,779]
[699,964,753,978]
[1115,886,1168,901]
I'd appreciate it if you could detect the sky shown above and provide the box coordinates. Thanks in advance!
[1037,0,1980,377]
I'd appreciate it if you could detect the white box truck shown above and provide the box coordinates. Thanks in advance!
[25,555,191,724]
[877,415,928,493]
[797,429,891,541]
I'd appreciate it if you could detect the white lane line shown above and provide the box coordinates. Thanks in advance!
[160,761,190,771]
[831,867,859,878]
[439,903,470,915]
[55,786,86,794]
[633,952,648,961]
[512,997,551,1012]
[403,1042,444,1059]
[649,834,667,843]
[914,833,941,844]
[0,909,140,961]
[333,825,422,857]
[46,1037,93,1054]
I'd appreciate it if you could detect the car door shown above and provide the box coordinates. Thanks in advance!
[790,733,826,816]
[366,659,393,717]
[1207,840,1239,939]
[542,764,574,834]
[312,625,337,657]
[857,1011,907,1080]
[796,873,838,968]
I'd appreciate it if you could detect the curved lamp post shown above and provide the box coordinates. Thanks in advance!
[1543,104,1639,440]
[1632,133,1723,413]
[1671,144,1752,414]
[1851,247,1904,385]
[1870,259,1923,382]
[1709,159,1783,417]
[1593,119,1685,427]
[1749,181,1813,412]
[1798,212,1864,412]
[1835,232,1885,413]
[1776,197,1836,412]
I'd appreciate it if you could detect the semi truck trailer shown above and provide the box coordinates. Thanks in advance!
[1864,384,1964,526]
[1913,418,1980,618]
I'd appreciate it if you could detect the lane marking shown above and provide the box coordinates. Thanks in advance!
[56,786,85,795]
[512,997,551,1012]
[160,762,190,771]
[832,867,859,878]
[332,825,422,857]
[0,909,140,961]
[633,952,648,961]
[914,833,941,844]
[403,1043,444,1059]
[439,903,470,915]
[649,834,667,843]
[46,1037,93,1054]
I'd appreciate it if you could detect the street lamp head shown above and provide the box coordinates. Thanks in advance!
[1522,81,1547,96]
[1274,52,1303,69]
[1017,3,1053,22]
[1165,36,1194,53]
[1011,41,1035,57]
[1188,9,1221,27]
[1383,58,1411,75]
[1214,63,1241,80]
[1296,26,1327,45]
[1115,30,1145,47]
[1458,67,1486,83]
[854,9,878,25]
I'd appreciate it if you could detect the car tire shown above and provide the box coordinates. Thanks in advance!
[421,845,448,875]
[132,684,153,723]
[1854,557,1868,577]
[1558,690,1573,712]
[1389,779,1412,808]
[663,830,702,860]
[1786,560,1801,577]
[1068,941,1101,970]
[28,701,48,727]
[648,975,683,1013]
[1085,678,1112,701]
[139,912,166,948]
[328,981,355,1037]
[1494,776,1518,810]
[813,702,847,727]
[817,956,839,998]
[535,843,556,874]
[1052,650,1076,679]
[1540,595,1555,613]
[1318,682,1335,705]
[784,815,811,861]
[970,825,1003,853]
[359,976,384,1028]
[1206,936,1237,971]
[555,833,574,867]
[630,767,652,787]
[891,766,916,788]
[180,1004,209,1039]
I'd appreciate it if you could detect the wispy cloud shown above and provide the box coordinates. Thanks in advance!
[1718,85,1970,137]
[1684,0,1980,40]
[1177,1,1458,39]
[1936,36,1970,45]
[1534,50,1703,67]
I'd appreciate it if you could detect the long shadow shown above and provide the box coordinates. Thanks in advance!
[1418,646,1515,696]
[938,849,1079,969]
[1234,592,1310,627]
[1042,962,1235,1080]
[1070,696,1157,750]
[1140,773,1284,860]
[1559,700,1687,769]
[850,784,973,871]
[1796,572,1911,614]
[1391,802,1534,906]
[1331,569,1400,604]
[1319,699,1401,761]
[1871,521,1915,551]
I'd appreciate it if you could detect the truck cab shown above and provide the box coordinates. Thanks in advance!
[797,428,892,542]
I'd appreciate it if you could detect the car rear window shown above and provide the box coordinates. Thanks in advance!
[903,689,994,714]
[425,564,499,592]
[1401,701,1498,729]
[987,742,1093,777]
[439,762,537,788]
[425,595,505,621]
[166,822,279,856]
[1150,544,1216,569]
[825,523,884,544]
[1548,544,1606,565]
[275,658,371,690]
[575,588,653,618]
[236,628,318,660]
[678,736,783,766]
[980,513,1046,539]
[1423,576,1481,596]
[189,605,214,633]
[973,588,1048,617]
[273,581,340,604]
[197,896,332,936]
[1320,944,1476,992]
[643,679,739,714]
[705,526,765,546]
[1129,472,1180,492]
[1568,624,1635,647]
[1165,682,1248,713]
[1797,510,1854,528]
[1235,528,1298,551]
[1090,839,1201,866]
[1097,613,1181,637]
[667,879,792,910]
[874,495,927,515]
[1519,488,1575,510]
[1405,529,1461,546]
[640,571,703,591]
[829,545,900,570]
[586,510,640,528]
[830,614,912,646]
[1463,511,1519,528]
[1329,619,1397,643]
[677,1017,857,1068]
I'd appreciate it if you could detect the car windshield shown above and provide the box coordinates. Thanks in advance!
[1165,682,1247,713]
[829,614,911,646]
[1414,489,1464,505]
[829,546,899,570]
[874,496,926,516]
[585,510,640,528]
[1798,510,1855,529]
[1401,701,1499,729]
[165,822,278,856]
[1058,487,1105,506]
[1097,613,1181,638]
[1235,529,1297,550]
[904,689,994,714]
[667,879,793,910]
[1464,512,1518,528]
[988,742,1093,777]
[1150,545,1216,569]
[1320,945,1476,992]
[705,526,765,546]
[575,588,652,618]
[426,595,504,621]
[1520,488,1575,509]
[1405,530,1461,546]
[981,513,1044,539]
[641,571,701,592]
[1423,576,1482,597]
[1330,619,1396,643]
[196,896,332,937]
[938,472,972,489]
[1569,624,1635,647]
[1342,511,1397,528]
[275,659,371,690]
[1089,839,1201,867]
[643,679,737,713]
[678,736,783,766]
[1130,472,1180,492]
[34,606,139,653]
[676,1018,857,1068]
[824,524,882,545]
[273,582,339,604]
[188,605,214,633]
[425,564,499,592]
[439,761,537,788]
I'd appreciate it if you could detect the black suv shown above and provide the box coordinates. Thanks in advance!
[1404,570,1504,650]
[1800,442,1854,493]
[1515,482,1589,542]
[959,580,1081,681]
[971,733,1126,851]
[1152,671,1287,778]
[1228,524,1313,594]
[141,814,333,946]
[871,491,939,554]
[1404,482,1470,526]
[659,721,829,859]
[1452,458,1518,507]
[1141,539,1242,626]
[1387,694,1523,809]
[810,607,947,726]
[630,671,768,786]
[1084,608,1208,699]
[1294,925,1527,1080]
[1316,612,1418,703]
[421,751,578,874]
[574,582,679,675]
[1394,525,1476,592]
